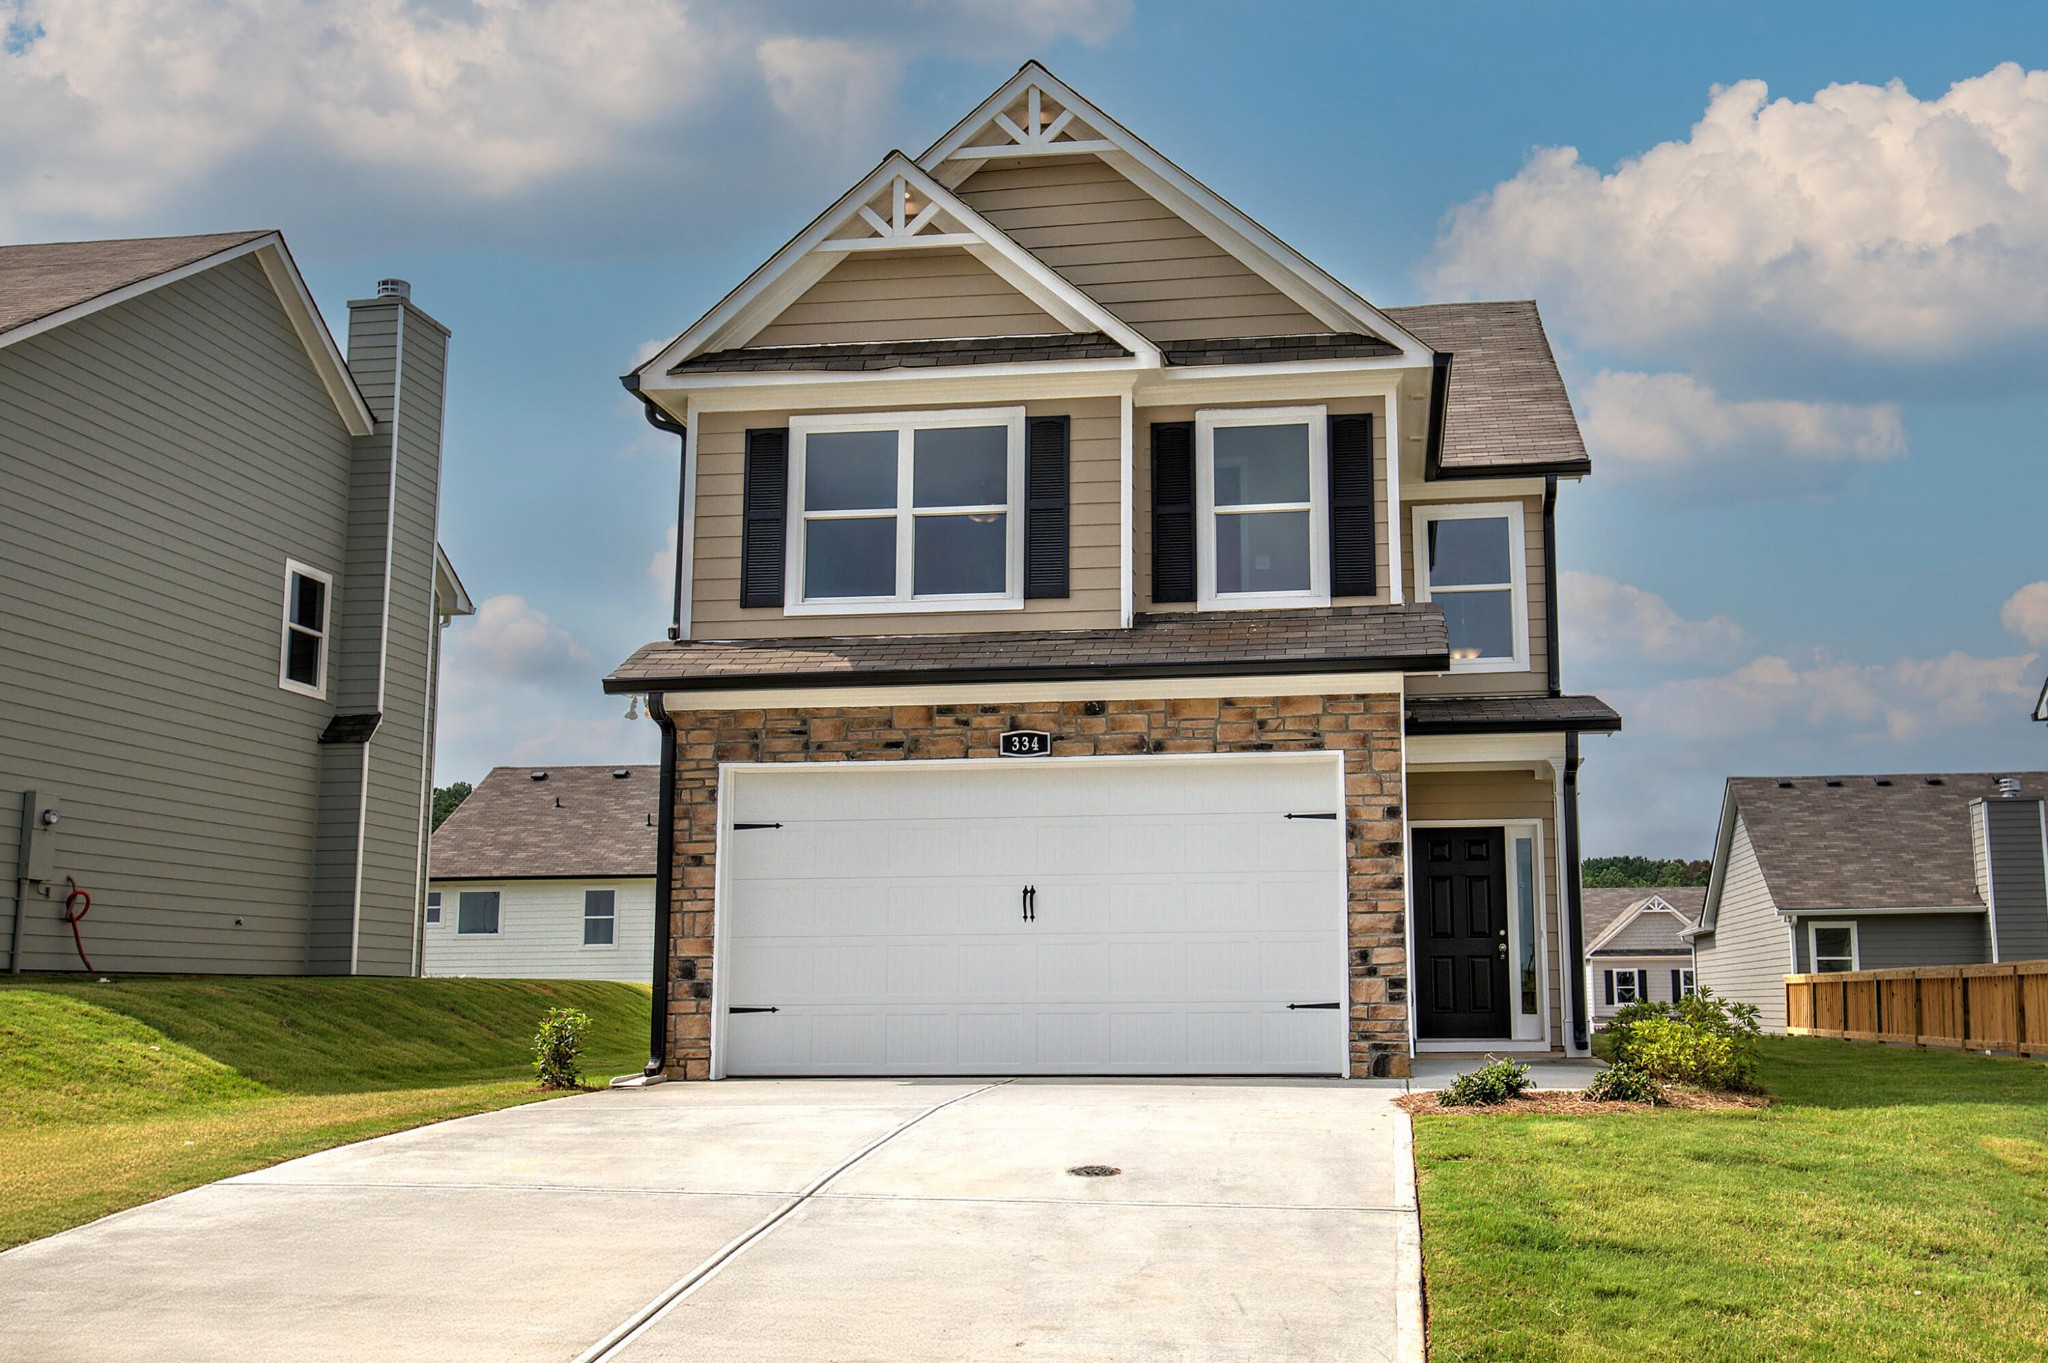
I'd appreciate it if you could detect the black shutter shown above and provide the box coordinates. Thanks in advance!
[1327,413,1375,597]
[1671,970,1682,1001]
[1024,415,1070,599]
[740,428,789,608]
[1603,970,1615,1006]
[1150,421,1196,604]
[1637,970,1650,1001]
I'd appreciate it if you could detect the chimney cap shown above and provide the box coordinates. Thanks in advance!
[376,278,412,300]
[1998,776,2022,798]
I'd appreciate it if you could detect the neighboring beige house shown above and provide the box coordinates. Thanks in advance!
[426,765,657,982]
[1582,887,1701,1023]
[1,232,472,976]
[606,64,1618,1080]
[1689,773,2048,1032]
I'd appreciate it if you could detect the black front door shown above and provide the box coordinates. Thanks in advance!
[1414,827,1510,1039]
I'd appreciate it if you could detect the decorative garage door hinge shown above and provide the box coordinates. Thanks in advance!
[728,1006,780,1014]
[732,822,783,830]
[1284,811,1339,820]
[1286,1001,1341,1010]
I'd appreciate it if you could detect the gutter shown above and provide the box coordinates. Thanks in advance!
[1563,730,1589,1053]
[622,376,690,642]
[1421,352,1450,481]
[646,703,678,1078]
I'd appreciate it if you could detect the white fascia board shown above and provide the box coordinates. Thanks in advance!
[1405,730,1567,769]
[643,364,1141,415]
[1695,791,1744,935]
[635,152,1157,380]
[433,544,476,618]
[0,232,376,437]
[652,669,1404,713]
[1405,475,1551,503]
[919,63,1436,365]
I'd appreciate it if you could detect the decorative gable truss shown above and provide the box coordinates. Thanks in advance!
[635,153,1157,382]
[920,64,1436,366]
[1586,894,1699,955]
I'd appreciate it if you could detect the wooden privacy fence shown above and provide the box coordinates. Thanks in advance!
[1786,961,2048,1056]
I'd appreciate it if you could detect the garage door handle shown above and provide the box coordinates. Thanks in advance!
[1284,812,1339,820]
[729,1006,779,1014]
[1021,885,1036,922]
[1287,1001,1341,1010]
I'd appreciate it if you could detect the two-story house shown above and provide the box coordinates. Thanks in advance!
[605,65,1618,1079]
[1,231,470,976]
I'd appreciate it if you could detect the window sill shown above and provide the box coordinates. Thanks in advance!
[1444,655,1530,675]
[1195,592,1331,613]
[783,595,1026,617]
[279,679,327,700]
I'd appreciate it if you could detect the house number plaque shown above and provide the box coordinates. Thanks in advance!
[998,730,1053,757]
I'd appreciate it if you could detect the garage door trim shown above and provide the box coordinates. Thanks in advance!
[707,750,1350,1079]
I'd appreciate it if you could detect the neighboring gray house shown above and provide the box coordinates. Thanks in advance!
[425,766,657,982]
[1,231,472,976]
[1688,773,2048,1031]
[1581,886,1701,1023]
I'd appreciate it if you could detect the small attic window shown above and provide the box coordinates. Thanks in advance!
[530,771,549,782]
[612,769,631,780]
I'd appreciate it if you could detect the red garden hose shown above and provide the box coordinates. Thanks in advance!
[61,879,93,971]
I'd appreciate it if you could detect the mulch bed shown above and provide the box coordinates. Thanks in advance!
[1397,1087,1771,1115]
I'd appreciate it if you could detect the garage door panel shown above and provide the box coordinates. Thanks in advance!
[720,757,1347,1076]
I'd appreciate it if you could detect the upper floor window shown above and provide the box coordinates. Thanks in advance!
[787,408,1025,614]
[278,560,332,698]
[1195,407,1328,609]
[1413,503,1528,672]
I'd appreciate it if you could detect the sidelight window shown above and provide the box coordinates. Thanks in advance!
[788,408,1024,613]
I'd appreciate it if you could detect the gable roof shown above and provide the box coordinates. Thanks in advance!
[1583,887,1703,956]
[633,151,1156,381]
[1385,301,1590,478]
[1696,773,2048,930]
[431,765,658,881]
[919,63,1432,364]
[0,230,374,436]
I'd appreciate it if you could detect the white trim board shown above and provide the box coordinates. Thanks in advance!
[651,670,1406,713]
[0,233,375,436]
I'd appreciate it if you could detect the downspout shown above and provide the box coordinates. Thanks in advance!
[624,376,689,641]
[646,701,678,1078]
[1563,731,1589,1052]
[1422,352,1451,482]
[1543,475,1560,698]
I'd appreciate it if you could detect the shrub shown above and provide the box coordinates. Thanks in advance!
[532,1006,591,1090]
[1602,989,1762,1092]
[1583,1061,1663,1104]
[1441,1057,1533,1107]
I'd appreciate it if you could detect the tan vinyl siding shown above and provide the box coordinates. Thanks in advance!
[1133,397,1389,614]
[955,157,1325,343]
[1402,494,1549,697]
[691,396,1123,637]
[0,257,355,973]
[747,251,1065,347]
[1406,768,1565,1042]
[1694,816,1793,1031]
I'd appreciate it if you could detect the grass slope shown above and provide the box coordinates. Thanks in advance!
[0,976,649,1249]
[1414,1038,2048,1362]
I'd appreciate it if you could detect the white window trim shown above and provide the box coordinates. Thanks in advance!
[1411,501,1530,674]
[456,890,500,936]
[581,888,618,950]
[1612,969,1641,1005]
[1408,817,1550,1047]
[1808,919,1860,972]
[1194,405,1329,611]
[1679,967,1697,998]
[785,406,1027,616]
[277,558,333,699]
[425,891,442,926]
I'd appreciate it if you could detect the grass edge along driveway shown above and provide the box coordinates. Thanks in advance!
[1412,1037,2048,1362]
[0,976,651,1250]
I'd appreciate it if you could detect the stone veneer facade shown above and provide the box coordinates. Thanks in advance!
[660,692,1410,1080]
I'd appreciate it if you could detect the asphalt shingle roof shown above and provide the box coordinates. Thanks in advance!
[673,332,1130,373]
[1729,772,2048,913]
[431,765,659,880]
[1160,333,1402,366]
[1405,694,1621,734]
[1581,887,1703,956]
[606,603,1448,693]
[1383,300,1590,477]
[0,231,270,338]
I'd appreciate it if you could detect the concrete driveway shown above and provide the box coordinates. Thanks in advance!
[0,1079,1422,1362]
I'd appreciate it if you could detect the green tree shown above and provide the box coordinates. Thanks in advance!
[431,781,473,830]
[1582,855,1712,888]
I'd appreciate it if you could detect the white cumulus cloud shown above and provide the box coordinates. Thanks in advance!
[1427,63,2048,378]
[2001,580,2048,646]
[448,594,593,684]
[1577,370,1905,493]
[1561,572,1752,668]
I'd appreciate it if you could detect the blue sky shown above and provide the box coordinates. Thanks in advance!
[5,0,2045,854]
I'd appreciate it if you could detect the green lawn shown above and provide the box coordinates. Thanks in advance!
[1415,1038,2048,1362]
[0,975,650,1249]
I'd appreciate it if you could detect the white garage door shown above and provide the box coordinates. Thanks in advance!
[717,754,1348,1077]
